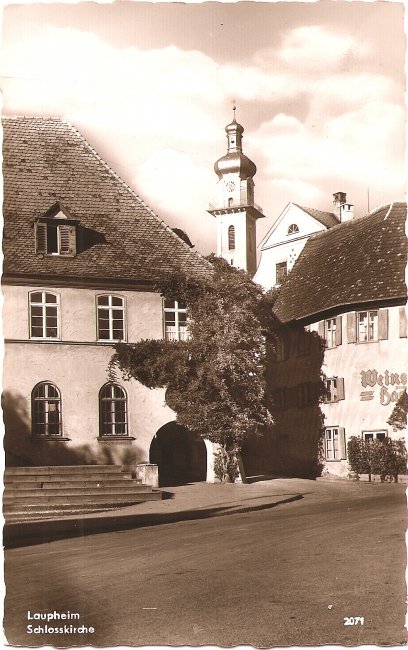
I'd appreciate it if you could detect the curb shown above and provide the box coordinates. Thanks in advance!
[4,493,303,549]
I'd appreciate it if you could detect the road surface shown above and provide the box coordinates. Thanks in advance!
[4,479,406,647]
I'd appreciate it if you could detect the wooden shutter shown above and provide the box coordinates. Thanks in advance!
[399,307,407,338]
[317,321,325,339]
[346,312,356,343]
[35,222,47,254]
[335,316,342,346]
[338,427,347,460]
[281,334,289,361]
[378,309,388,340]
[290,330,298,357]
[336,378,345,401]
[58,225,76,256]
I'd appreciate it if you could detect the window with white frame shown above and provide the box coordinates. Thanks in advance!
[357,310,378,343]
[324,426,346,461]
[163,299,188,341]
[362,431,387,441]
[325,378,345,403]
[97,295,125,341]
[29,291,60,339]
[99,383,128,437]
[32,382,62,436]
[325,318,337,348]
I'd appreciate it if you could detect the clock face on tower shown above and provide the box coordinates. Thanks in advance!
[225,181,236,192]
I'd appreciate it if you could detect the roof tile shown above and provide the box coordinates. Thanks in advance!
[273,203,407,322]
[2,116,211,284]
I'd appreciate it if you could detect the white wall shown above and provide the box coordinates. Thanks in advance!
[254,204,328,290]
[3,284,174,466]
[309,305,407,476]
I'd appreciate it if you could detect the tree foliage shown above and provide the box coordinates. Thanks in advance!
[109,256,280,480]
[347,435,407,482]
[387,389,407,431]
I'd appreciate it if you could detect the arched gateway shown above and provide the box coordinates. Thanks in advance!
[149,422,207,487]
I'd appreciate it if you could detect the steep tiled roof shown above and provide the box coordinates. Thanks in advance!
[3,116,211,284]
[292,204,340,229]
[274,203,407,323]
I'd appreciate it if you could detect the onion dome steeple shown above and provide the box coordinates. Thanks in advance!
[214,107,257,180]
[208,109,265,277]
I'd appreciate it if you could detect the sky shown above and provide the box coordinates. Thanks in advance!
[0,0,406,255]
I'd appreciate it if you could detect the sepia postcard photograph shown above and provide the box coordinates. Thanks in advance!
[1,0,406,647]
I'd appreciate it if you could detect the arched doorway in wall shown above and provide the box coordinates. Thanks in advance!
[149,421,207,487]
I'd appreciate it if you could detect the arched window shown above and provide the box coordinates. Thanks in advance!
[97,295,125,341]
[29,291,60,339]
[287,224,299,235]
[228,225,235,251]
[99,383,128,437]
[32,382,62,436]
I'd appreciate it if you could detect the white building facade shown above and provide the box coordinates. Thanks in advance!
[273,203,407,477]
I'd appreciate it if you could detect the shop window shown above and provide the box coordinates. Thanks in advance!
[97,295,125,341]
[325,378,345,403]
[163,299,188,341]
[99,383,128,437]
[29,291,60,339]
[324,426,346,461]
[276,261,288,285]
[32,382,62,437]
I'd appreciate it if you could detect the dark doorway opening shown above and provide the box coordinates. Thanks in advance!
[150,422,207,487]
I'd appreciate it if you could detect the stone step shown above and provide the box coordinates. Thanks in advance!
[4,476,143,492]
[4,490,160,507]
[4,496,162,521]
[5,472,133,483]
[5,465,127,475]
[5,485,154,498]
[5,507,119,522]
[3,465,162,522]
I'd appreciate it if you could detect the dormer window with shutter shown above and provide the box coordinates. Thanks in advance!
[34,203,78,257]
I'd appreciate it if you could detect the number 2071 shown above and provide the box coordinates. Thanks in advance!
[344,617,364,626]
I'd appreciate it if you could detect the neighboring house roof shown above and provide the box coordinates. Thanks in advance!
[292,204,340,230]
[273,202,407,323]
[3,116,211,284]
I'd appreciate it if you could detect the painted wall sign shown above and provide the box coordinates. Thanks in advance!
[360,370,407,405]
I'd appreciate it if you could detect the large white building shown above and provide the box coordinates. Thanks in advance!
[272,202,407,476]
[2,116,214,485]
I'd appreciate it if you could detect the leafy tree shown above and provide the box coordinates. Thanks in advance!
[347,436,374,481]
[387,390,407,431]
[371,437,406,483]
[109,256,279,481]
[348,435,407,483]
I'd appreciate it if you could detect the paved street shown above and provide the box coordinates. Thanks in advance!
[4,479,406,647]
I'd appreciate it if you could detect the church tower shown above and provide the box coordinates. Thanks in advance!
[208,109,264,276]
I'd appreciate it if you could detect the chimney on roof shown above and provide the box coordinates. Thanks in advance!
[333,191,354,223]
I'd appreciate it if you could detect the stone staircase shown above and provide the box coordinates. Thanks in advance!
[3,465,162,522]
